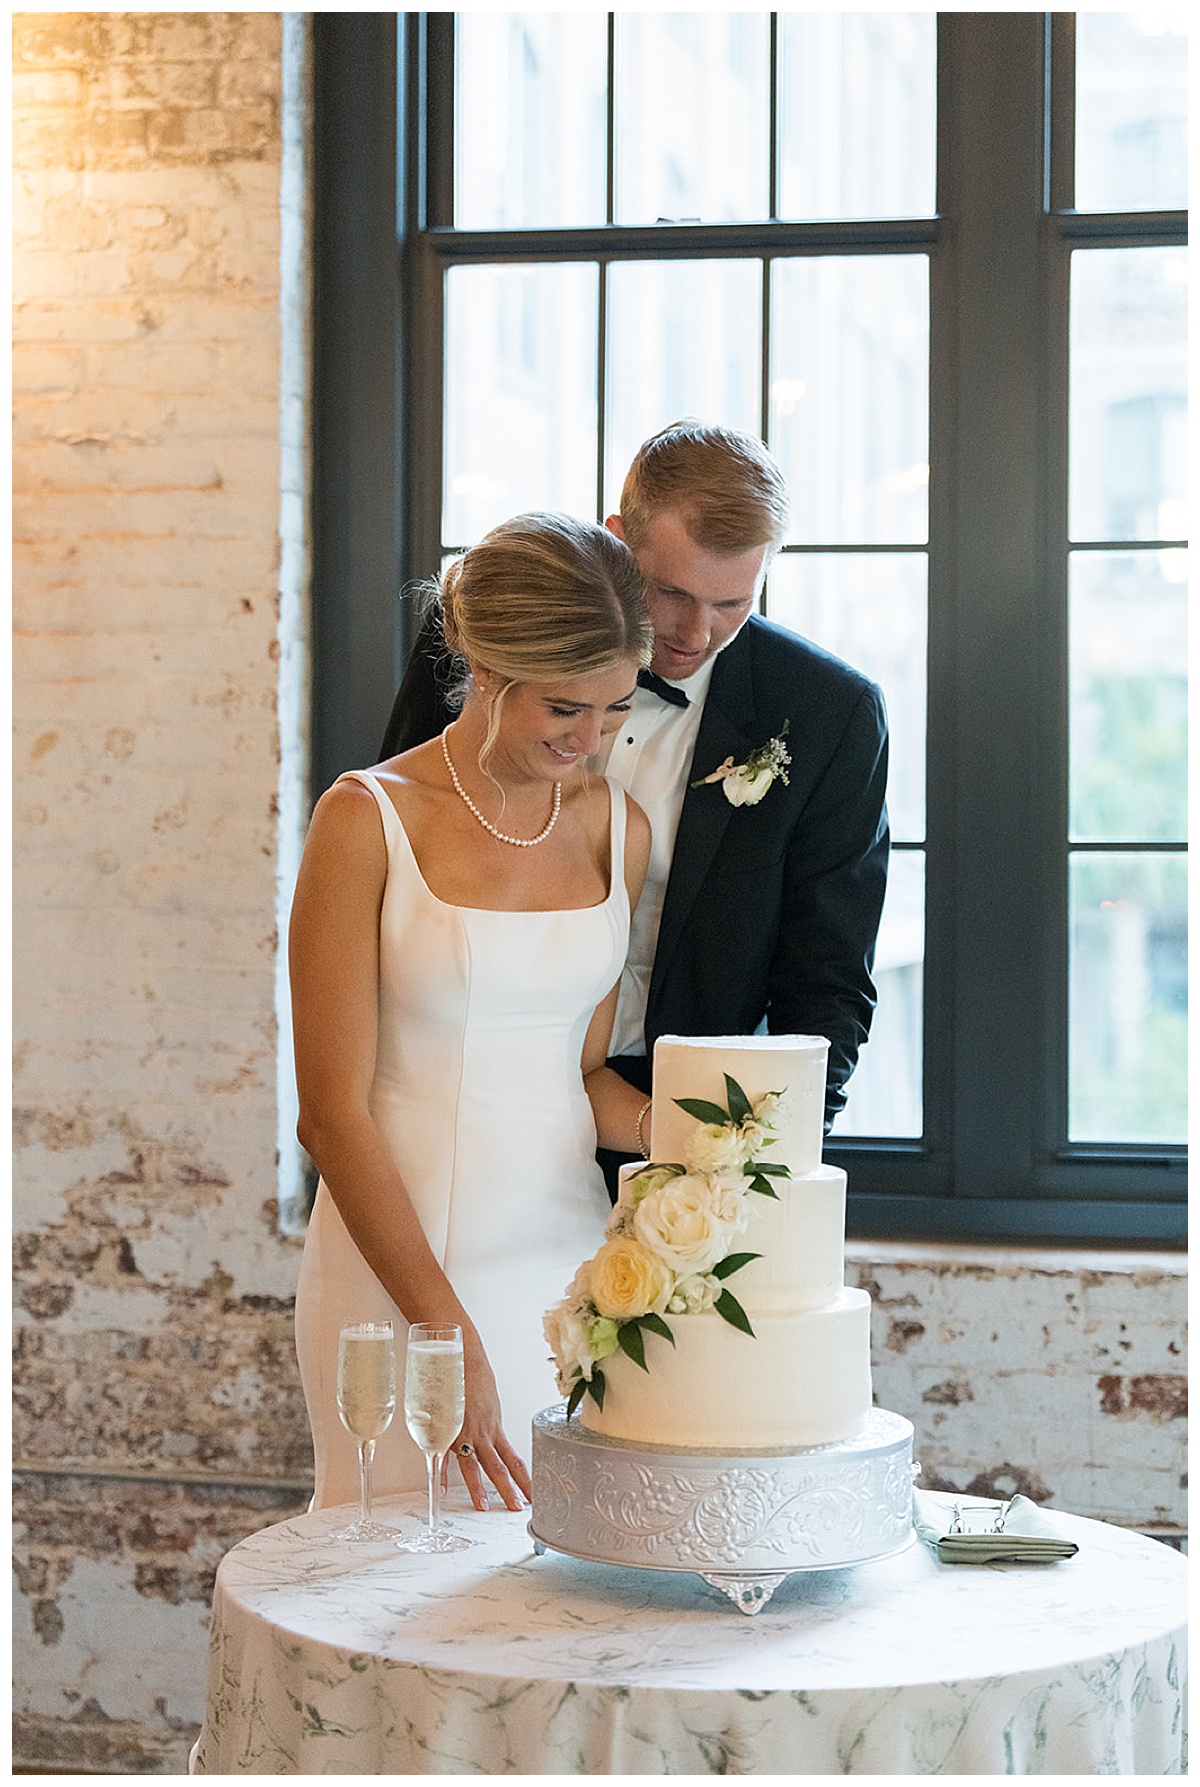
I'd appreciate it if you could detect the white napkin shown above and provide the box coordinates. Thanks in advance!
[912,1489,1079,1564]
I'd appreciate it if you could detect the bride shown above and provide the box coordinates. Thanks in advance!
[290,513,655,1512]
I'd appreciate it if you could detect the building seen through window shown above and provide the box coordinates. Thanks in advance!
[311,12,1187,1236]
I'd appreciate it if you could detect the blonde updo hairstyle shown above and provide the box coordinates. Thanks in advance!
[437,512,653,774]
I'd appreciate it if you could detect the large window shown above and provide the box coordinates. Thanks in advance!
[311,13,1186,1243]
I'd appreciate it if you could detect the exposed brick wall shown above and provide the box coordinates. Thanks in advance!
[850,1246,1187,1532]
[12,12,306,1773]
[12,1474,308,1774]
[11,12,1187,1777]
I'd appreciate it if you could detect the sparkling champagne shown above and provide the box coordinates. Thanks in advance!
[404,1335,466,1456]
[337,1327,397,1442]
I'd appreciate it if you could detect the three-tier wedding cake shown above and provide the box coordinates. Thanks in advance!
[531,1034,914,1609]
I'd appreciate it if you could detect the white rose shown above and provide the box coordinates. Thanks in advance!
[739,1117,784,1160]
[666,1272,719,1315]
[565,1259,594,1302]
[604,1199,636,1239]
[724,765,775,806]
[633,1172,740,1275]
[543,1299,596,1393]
[705,1172,753,1230]
[685,1122,752,1177]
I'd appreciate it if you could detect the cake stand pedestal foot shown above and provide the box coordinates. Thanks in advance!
[532,1539,547,1556]
[700,1570,791,1614]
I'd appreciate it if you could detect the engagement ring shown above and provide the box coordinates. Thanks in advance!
[457,1443,473,1457]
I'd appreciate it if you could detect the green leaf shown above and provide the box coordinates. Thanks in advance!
[714,1289,756,1337]
[565,1376,587,1419]
[711,1250,761,1280]
[639,1311,676,1347]
[754,1161,791,1176]
[748,1174,780,1199]
[587,1369,606,1410]
[617,1320,650,1371]
[674,1096,730,1126]
[724,1075,753,1123]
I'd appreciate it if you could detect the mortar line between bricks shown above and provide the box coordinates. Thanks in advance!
[13,1462,315,1493]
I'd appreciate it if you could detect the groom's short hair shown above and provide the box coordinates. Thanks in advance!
[619,420,791,557]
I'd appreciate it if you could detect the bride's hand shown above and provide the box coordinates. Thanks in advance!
[447,1337,533,1512]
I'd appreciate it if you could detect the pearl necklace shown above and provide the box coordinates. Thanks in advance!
[441,727,562,848]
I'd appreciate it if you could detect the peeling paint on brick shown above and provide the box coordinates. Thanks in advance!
[1098,1373,1187,1423]
[13,10,292,1767]
[32,1599,66,1646]
[921,1377,975,1406]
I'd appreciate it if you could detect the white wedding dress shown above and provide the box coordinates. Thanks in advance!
[294,769,627,1509]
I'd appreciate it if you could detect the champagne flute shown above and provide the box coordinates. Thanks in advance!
[395,1322,472,1553]
[328,1320,398,1541]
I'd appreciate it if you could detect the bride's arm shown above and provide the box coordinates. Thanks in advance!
[288,778,531,1508]
[582,790,654,1153]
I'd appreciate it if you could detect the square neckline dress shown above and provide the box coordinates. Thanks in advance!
[294,770,630,1508]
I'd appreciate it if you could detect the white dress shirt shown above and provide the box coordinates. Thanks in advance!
[591,655,718,1057]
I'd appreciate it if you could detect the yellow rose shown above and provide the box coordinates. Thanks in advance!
[589,1236,673,1320]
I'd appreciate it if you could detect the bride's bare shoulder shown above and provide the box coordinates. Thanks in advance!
[372,736,443,789]
[360,741,455,834]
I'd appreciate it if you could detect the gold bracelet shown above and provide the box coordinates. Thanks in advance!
[635,1098,652,1158]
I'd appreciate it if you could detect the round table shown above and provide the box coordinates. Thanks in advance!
[192,1489,1186,1775]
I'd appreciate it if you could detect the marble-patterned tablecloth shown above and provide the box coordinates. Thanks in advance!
[193,1489,1186,1775]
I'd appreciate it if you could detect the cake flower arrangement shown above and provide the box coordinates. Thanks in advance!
[545,1076,791,1416]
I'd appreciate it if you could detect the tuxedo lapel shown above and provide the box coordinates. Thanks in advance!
[651,626,761,987]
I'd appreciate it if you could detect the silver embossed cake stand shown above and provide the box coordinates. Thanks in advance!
[530,1404,916,1613]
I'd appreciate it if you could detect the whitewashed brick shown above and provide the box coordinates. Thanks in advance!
[11,343,89,393]
[11,66,88,108]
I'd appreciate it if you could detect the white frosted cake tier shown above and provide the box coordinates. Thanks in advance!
[580,1287,873,1450]
[650,1033,829,1174]
[716,1160,848,1314]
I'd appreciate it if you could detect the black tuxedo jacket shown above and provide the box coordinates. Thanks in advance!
[380,611,889,1130]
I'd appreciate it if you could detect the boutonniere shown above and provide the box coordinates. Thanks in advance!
[693,721,791,807]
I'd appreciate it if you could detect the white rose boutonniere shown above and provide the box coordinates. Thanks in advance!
[694,719,791,807]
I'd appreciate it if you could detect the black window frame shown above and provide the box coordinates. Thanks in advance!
[309,12,1186,1247]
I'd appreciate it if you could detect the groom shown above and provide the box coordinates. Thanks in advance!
[380,421,889,1183]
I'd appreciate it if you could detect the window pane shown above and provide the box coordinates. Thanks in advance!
[613,13,770,225]
[455,14,607,228]
[1069,851,1187,1143]
[770,256,929,546]
[1075,12,1188,213]
[444,264,598,545]
[604,260,762,515]
[767,552,926,844]
[831,849,924,1139]
[778,13,936,220]
[1070,550,1187,845]
[1069,246,1188,544]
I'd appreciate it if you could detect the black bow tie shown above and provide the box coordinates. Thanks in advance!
[637,667,690,708]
